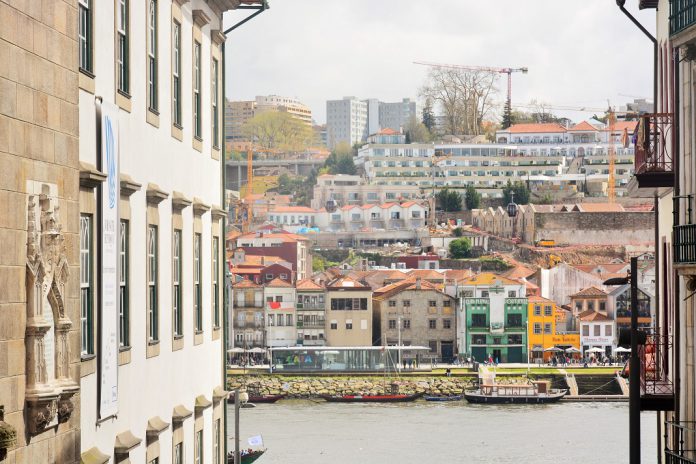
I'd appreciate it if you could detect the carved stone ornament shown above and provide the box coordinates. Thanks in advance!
[25,188,79,435]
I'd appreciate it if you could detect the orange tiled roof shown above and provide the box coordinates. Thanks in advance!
[570,286,607,298]
[326,276,368,289]
[296,279,324,290]
[374,277,445,299]
[607,120,638,133]
[270,206,317,213]
[528,295,556,305]
[400,201,417,207]
[506,123,567,134]
[377,128,400,136]
[460,272,522,287]
[503,265,536,280]
[266,277,292,288]
[407,269,445,280]
[233,279,261,288]
[569,121,597,132]
[579,310,611,322]
[575,203,625,213]
[238,232,309,242]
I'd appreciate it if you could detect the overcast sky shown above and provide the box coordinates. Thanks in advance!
[222,0,656,124]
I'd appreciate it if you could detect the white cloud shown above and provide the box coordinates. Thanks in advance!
[223,0,656,124]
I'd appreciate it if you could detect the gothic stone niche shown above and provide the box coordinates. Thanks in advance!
[25,189,79,435]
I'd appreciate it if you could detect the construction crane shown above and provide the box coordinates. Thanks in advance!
[414,60,528,126]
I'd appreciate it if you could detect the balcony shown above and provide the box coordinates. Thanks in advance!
[638,332,674,411]
[665,422,696,463]
[674,195,696,266]
[670,0,696,35]
[634,113,674,188]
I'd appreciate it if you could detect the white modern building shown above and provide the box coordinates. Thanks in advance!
[326,96,369,148]
[579,311,616,359]
[77,0,232,462]
[264,279,297,347]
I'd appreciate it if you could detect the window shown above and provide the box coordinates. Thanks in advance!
[471,314,487,327]
[148,226,158,341]
[587,301,594,311]
[507,314,522,327]
[147,0,158,111]
[582,325,590,336]
[428,300,437,307]
[481,291,489,297]
[119,220,129,347]
[212,58,219,147]
[277,314,285,326]
[544,323,552,334]
[594,325,601,336]
[599,302,606,312]
[117,0,129,93]
[544,305,553,316]
[472,335,486,345]
[428,319,436,329]
[388,300,396,307]
[443,300,451,307]
[172,20,181,125]
[195,429,203,464]
[443,319,452,329]
[78,0,92,73]
[403,319,411,329]
[80,215,93,356]
[533,323,541,334]
[194,233,202,332]
[193,41,202,138]
[286,314,294,326]
[212,237,220,328]
[174,443,183,464]
[330,298,367,310]
[428,340,437,353]
[388,319,396,330]
[534,305,541,316]
[330,322,337,330]
[508,290,516,297]
[403,300,411,307]
[605,325,613,336]
[509,334,522,344]
[173,229,182,337]
[214,419,221,464]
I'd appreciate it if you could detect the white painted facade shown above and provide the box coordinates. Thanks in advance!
[326,97,368,148]
[579,319,616,358]
[264,284,297,347]
[78,0,230,462]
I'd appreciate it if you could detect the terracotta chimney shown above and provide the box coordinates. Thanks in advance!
[416,277,422,290]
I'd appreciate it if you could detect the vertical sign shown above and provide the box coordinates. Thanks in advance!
[100,101,120,418]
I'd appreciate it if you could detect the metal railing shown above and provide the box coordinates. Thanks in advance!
[634,113,673,176]
[674,195,696,265]
[638,332,674,397]
[670,0,696,35]
[665,421,696,463]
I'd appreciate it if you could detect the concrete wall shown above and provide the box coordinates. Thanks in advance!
[533,212,654,245]
[0,0,81,461]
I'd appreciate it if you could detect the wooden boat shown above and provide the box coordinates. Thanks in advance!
[227,393,285,404]
[464,382,566,404]
[227,449,265,464]
[322,393,422,403]
[423,394,463,402]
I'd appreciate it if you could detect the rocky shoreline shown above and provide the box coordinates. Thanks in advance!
[226,375,547,398]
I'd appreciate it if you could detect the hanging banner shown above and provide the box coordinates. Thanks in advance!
[100,100,120,419]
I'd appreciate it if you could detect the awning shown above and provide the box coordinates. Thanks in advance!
[146,416,170,438]
[114,430,142,455]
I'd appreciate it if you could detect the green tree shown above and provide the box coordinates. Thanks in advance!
[436,188,462,212]
[404,116,431,143]
[502,100,513,129]
[242,111,313,151]
[422,99,436,134]
[449,237,472,259]
[324,142,357,175]
[503,180,531,205]
[464,184,481,210]
[452,227,463,237]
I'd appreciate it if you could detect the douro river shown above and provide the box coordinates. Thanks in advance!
[228,400,657,463]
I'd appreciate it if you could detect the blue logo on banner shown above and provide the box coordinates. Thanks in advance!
[104,117,117,209]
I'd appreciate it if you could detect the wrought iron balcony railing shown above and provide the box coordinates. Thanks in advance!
[670,0,696,35]
[674,195,696,265]
[634,113,674,188]
[665,421,696,463]
[638,332,674,411]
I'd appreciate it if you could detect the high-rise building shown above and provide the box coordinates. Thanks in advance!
[326,97,369,148]
[225,95,312,142]
[0,2,82,462]
[76,1,231,463]
[379,98,421,132]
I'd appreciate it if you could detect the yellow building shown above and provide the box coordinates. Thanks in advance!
[527,296,580,361]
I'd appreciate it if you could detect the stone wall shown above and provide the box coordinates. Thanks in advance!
[534,212,654,245]
[0,0,81,462]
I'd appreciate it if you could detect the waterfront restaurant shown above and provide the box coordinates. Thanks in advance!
[579,310,616,359]
[269,346,431,372]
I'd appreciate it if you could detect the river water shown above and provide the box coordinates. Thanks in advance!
[228,400,657,464]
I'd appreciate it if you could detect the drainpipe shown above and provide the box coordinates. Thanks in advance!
[221,2,269,461]
[615,0,657,109]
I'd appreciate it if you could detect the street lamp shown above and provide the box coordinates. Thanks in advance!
[603,257,639,464]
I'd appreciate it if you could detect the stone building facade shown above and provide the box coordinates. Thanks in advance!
[0,0,82,461]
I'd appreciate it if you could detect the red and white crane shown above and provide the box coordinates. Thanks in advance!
[413,60,528,116]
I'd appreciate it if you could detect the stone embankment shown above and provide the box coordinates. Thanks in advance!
[227,375,534,398]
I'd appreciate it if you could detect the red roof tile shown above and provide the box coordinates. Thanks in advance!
[506,123,568,134]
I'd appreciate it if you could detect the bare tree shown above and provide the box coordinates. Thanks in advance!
[420,67,498,136]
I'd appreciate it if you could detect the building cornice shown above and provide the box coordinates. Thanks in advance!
[146,183,169,205]
[79,162,107,189]
[172,191,192,210]
[119,173,141,197]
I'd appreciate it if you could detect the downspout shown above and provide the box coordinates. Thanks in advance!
[672,45,680,428]
[615,0,658,108]
[221,2,269,460]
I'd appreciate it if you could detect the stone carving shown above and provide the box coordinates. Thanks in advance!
[25,189,79,435]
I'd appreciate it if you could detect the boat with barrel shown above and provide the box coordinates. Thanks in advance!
[464,380,566,404]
